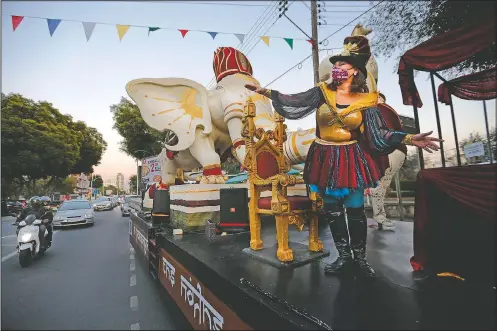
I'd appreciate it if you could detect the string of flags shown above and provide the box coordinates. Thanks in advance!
[10,15,314,50]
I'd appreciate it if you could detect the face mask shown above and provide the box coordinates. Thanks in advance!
[331,67,351,83]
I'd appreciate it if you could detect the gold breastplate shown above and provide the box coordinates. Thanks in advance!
[317,105,363,142]
[316,83,379,144]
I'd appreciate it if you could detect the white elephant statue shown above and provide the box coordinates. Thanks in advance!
[126,47,317,185]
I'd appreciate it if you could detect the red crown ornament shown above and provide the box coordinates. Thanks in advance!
[213,47,253,82]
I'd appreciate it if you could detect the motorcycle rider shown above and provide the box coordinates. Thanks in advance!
[16,198,53,247]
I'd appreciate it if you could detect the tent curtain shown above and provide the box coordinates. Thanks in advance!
[397,19,496,108]
[410,164,497,271]
[437,67,497,105]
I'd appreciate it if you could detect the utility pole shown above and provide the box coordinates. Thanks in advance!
[311,0,320,85]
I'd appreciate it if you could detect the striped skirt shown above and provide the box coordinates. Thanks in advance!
[303,140,385,194]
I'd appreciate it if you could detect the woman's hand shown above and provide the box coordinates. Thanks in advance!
[245,83,267,95]
[412,131,444,153]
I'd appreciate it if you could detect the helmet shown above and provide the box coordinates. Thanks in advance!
[30,198,43,209]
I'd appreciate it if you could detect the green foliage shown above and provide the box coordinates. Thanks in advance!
[1,93,107,198]
[105,185,118,195]
[221,153,242,175]
[129,174,138,194]
[364,0,496,78]
[110,97,173,160]
[92,174,103,189]
[399,151,420,181]
[390,180,416,192]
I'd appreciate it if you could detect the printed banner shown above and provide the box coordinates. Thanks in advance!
[158,248,251,330]
[141,155,162,185]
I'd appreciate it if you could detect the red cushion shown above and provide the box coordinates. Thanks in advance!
[258,196,312,210]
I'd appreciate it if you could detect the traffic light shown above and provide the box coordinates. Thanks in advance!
[278,0,289,18]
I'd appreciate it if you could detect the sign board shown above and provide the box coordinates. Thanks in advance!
[399,115,418,134]
[158,248,251,330]
[141,155,162,185]
[463,141,485,158]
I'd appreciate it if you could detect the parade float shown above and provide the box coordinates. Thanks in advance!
[127,22,495,331]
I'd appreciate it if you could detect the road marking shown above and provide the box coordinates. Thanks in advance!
[1,251,17,263]
[130,274,136,287]
[130,323,140,330]
[130,262,135,271]
[130,253,135,260]
[130,247,135,254]
[1,230,58,263]
[1,235,17,239]
[130,296,138,311]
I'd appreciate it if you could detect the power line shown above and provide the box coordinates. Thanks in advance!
[205,1,278,88]
[137,1,272,7]
[206,1,281,89]
[264,0,384,87]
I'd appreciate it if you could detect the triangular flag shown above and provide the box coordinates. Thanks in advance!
[260,36,270,46]
[116,24,130,41]
[12,16,24,31]
[207,32,218,40]
[284,38,294,50]
[235,33,245,44]
[178,29,189,38]
[148,27,160,36]
[82,22,96,42]
[307,39,314,46]
[47,19,61,37]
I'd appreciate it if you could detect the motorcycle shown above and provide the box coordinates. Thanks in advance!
[16,214,52,267]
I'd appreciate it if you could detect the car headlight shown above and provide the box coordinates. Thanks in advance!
[54,216,63,221]
[21,233,32,242]
[84,213,93,219]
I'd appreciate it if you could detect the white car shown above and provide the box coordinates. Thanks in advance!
[93,197,113,211]
[53,200,94,228]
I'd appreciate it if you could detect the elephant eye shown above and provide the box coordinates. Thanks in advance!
[215,85,224,90]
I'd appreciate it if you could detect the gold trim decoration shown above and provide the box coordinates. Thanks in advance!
[402,134,414,146]
[263,89,272,98]
[315,137,357,146]
[203,164,221,170]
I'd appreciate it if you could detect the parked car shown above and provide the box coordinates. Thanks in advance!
[93,196,113,211]
[53,200,94,228]
[111,196,119,208]
[121,195,140,217]
[6,200,24,216]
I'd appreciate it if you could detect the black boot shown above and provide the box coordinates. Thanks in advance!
[347,207,375,277]
[324,203,353,275]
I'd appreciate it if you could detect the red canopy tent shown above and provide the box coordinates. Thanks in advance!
[436,67,497,165]
[397,18,495,168]
[396,19,497,280]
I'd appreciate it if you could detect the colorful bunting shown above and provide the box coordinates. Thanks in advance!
[12,16,24,31]
[10,15,314,50]
[260,36,270,46]
[284,38,294,50]
[178,29,189,38]
[234,33,245,44]
[148,27,160,36]
[116,24,130,41]
[82,22,96,42]
[47,19,61,37]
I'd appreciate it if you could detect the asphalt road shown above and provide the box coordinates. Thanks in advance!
[1,207,183,330]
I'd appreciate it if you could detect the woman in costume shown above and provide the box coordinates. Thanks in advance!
[245,35,442,277]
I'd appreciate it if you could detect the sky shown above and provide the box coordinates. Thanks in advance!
[2,1,496,184]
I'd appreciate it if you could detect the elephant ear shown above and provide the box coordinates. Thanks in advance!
[126,78,212,151]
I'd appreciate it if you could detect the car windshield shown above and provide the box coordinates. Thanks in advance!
[97,197,110,201]
[59,201,91,211]
[125,196,140,203]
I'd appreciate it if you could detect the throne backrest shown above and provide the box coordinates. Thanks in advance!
[242,98,289,182]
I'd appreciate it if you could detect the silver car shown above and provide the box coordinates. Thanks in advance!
[53,200,94,228]
[121,195,140,216]
[93,197,113,211]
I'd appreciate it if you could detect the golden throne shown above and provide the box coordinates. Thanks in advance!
[241,98,324,262]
